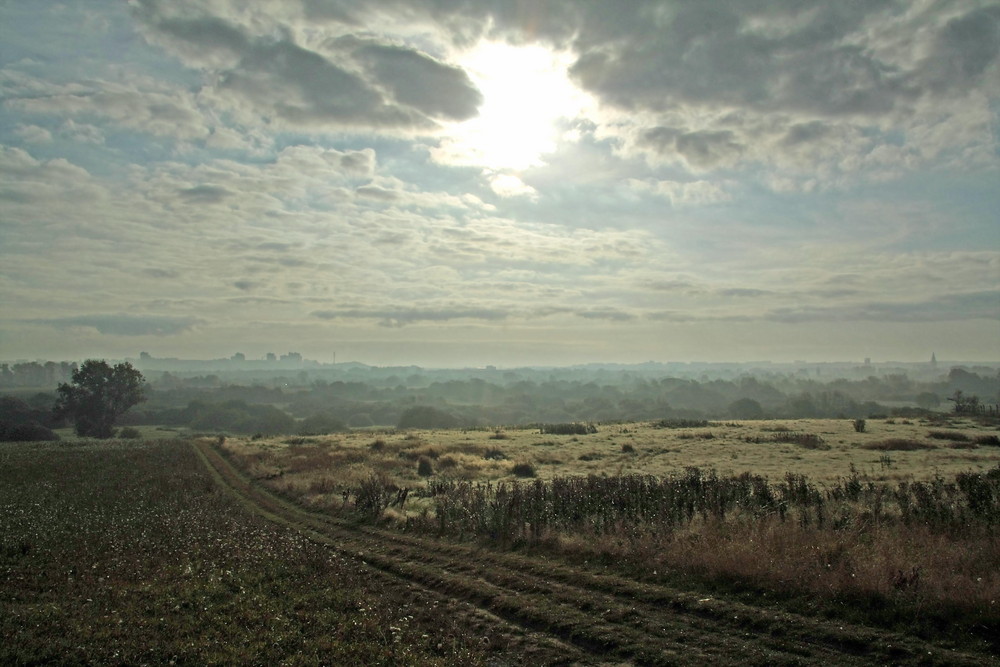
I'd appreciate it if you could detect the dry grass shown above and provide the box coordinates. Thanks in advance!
[218,418,1000,647]
[222,418,1000,492]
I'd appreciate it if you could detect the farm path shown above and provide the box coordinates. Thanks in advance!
[192,439,988,666]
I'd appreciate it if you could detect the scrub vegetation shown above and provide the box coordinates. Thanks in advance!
[216,416,1000,660]
[4,410,1000,663]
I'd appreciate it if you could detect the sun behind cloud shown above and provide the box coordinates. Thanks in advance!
[432,41,592,195]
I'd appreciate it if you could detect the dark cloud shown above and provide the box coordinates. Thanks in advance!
[348,39,482,120]
[312,307,508,327]
[639,127,744,168]
[233,280,258,291]
[142,268,180,279]
[356,185,400,201]
[922,5,1000,90]
[576,308,635,322]
[766,291,1000,324]
[132,2,482,131]
[717,288,772,298]
[29,314,204,336]
[179,184,232,203]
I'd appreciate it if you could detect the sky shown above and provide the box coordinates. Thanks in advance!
[1,0,998,368]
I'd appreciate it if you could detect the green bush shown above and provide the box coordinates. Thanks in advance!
[117,427,142,440]
[511,461,536,477]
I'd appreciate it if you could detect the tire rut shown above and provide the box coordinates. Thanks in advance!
[193,440,994,666]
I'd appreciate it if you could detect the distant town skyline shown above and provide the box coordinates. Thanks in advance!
[2,2,998,367]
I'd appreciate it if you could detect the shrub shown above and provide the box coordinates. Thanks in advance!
[621,443,636,453]
[0,421,60,442]
[397,406,459,430]
[541,422,597,435]
[928,430,969,441]
[417,456,434,477]
[853,419,866,433]
[298,413,347,435]
[483,448,506,460]
[974,434,1000,447]
[861,439,935,451]
[117,427,142,440]
[653,419,709,429]
[511,461,536,477]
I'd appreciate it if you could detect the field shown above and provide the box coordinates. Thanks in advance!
[0,440,549,665]
[4,416,1000,664]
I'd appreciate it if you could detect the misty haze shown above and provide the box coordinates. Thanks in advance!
[2,1,999,665]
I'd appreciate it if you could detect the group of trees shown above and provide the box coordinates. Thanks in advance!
[1,360,998,441]
[1,360,145,441]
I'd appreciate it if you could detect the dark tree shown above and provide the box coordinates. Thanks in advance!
[55,360,146,438]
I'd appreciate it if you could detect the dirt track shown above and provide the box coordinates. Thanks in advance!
[193,439,995,666]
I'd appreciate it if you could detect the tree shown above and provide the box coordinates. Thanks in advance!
[55,360,146,438]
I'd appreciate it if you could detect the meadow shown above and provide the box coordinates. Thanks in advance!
[220,415,1000,655]
[4,415,999,664]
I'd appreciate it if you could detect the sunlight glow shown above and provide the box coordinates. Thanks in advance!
[433,41,591,180]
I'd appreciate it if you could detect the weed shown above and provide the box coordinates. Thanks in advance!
[862,439,935,451]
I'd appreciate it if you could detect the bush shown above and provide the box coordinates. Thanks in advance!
[853,419,866,433]
[928,430,969,441]
[652,419,709,429]
[511,461,536,478]
[298,413,347,435]
[861,438,935,451]
[974,434,1000,447]
[117,427,142,440]
[417,456,434,477]
[541,422,597,435]
[0,421,59,442]
[397,406,459,430]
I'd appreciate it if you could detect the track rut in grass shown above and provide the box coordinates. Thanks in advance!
[193,439,995,666]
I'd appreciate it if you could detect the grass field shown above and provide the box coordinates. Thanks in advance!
[4,417,999,664]
[218,416,1000,657]
[222,416,1000,492]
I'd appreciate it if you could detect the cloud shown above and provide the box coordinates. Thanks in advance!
[29,314,205,336]
[312,306,508,327]
[628,178,731,206]
[14,124,52,143]
[130,2,483,132]
[347,38,482,121]
[766,291,1000,324]
[178,184,232,204]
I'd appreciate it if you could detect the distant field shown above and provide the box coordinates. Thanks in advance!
[217,415,1000,662]
[5,417,999,664]
[222,416,1000,491]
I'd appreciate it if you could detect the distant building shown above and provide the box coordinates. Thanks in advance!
[231,352,245,361]
[266,352,277,362]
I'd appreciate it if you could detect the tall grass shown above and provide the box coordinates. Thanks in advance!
[422,465,1000,642]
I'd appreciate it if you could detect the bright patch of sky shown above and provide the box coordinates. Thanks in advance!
[0,1,997,366]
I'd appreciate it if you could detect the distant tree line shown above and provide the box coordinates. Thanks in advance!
[2,364,997,439]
